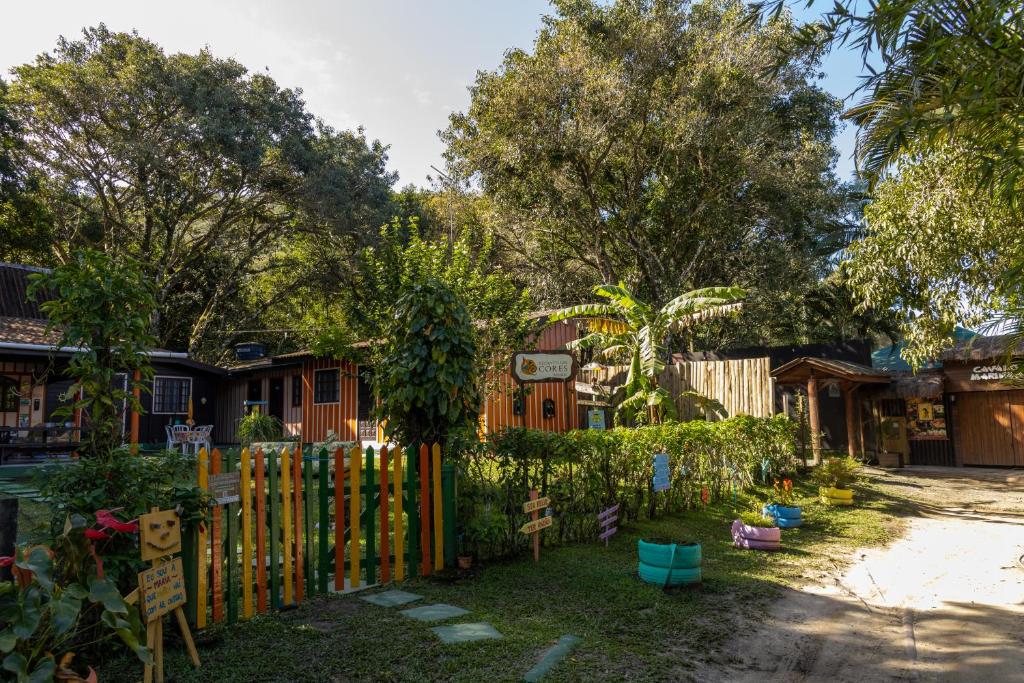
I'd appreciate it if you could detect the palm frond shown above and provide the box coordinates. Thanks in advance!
[546,303,619,323]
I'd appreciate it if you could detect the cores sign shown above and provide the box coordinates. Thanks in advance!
[512,352,577,383]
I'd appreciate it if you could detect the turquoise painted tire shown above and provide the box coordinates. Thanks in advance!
[638,561,702,586]
[776,516,803,529]
[638,540,702,569]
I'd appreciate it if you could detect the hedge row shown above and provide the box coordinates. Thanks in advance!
[454,415,798,560]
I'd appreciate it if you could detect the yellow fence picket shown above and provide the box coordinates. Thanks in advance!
[196,448,209,629]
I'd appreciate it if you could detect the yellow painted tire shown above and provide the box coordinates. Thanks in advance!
[819,486,854,500]
[820,495,854,506]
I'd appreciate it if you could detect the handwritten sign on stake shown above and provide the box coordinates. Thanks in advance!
[139,557,186,622]
[597,504,619,546]
[521,490,553,563]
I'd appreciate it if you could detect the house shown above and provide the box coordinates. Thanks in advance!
[215,316,584,447]
[0,262,224,461]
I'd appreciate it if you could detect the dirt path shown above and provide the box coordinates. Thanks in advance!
[700,467,1024,683]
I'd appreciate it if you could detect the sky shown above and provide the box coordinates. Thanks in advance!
[0,0,864,188]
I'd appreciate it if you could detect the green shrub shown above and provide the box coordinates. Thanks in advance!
[455,415,797,560]
[37,449,211,592]
[237,407,284,445]
[739,511,776,528]
[813,456,861,490]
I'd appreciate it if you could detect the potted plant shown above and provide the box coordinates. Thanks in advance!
[763,478,802,528]
[814,456,860,506]
[637,538,702,587]
[732,510,781,551]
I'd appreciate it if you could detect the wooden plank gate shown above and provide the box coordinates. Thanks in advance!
[185,445,455,628]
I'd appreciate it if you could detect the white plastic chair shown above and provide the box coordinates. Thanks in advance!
[169,424,191,453]
[188,425,213,455]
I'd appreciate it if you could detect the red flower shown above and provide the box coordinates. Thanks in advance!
[0,556,12,568]
[96,509,139,534]
[84,529,110,541]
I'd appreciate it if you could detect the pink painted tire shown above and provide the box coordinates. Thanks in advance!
[734,535,781,551]
[731,519,781,543]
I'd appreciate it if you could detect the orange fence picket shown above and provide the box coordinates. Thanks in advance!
[254,448,268,614]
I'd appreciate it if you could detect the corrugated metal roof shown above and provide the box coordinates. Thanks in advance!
[0,263,51,319]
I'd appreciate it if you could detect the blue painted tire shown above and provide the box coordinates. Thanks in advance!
[638,540,702,569]
[776,516,803,529]
[763,504,802,520]
[638,561,702,586]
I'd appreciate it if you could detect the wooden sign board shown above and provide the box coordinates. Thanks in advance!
[598,504,619,545]
[139,557,186,622]
[652,453,671,493]
[209,471,241,505]
[523,496,551,514]
[519,515,554,535]
[511,352,577,383]
[140,509,182,562]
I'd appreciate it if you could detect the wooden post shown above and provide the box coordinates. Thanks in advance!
[807,374,822,465]
[393,447,404,582]
[530,489,540,563]
[130,369,141,454]
[845,384,860,458]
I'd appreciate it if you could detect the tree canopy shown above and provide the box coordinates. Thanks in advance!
[3,25,395,358]
[444,0,864,348]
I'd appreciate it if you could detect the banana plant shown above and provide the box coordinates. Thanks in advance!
[547,283,745,424]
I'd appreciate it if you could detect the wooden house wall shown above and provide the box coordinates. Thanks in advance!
[1,360,48,428]
[215,368,303,444]
[300,357,360,444]
[482,321,580,434]
[135,362,218,446]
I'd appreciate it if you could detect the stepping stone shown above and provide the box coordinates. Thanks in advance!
[524,635,581,682]
[431,622,504,644]
[360,590,424,608]
[400,603,470,622]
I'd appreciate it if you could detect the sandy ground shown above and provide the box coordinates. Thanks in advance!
[699,467,1024,683]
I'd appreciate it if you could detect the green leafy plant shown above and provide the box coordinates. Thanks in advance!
[547,282,744,424]
[0,515,150,682]
[739,511,777,528]
[375,279,480,446]
[237,407,284,446]
[37,449,211,591]
[813,456,860,491]
[28,250,156,459]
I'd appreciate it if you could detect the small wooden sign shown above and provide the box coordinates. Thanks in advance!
[652,453,671,493]
[511,352,577,383]
[519,515,553,535]
[209,471,241,505]
[140,509,182,562]
[597,503,619,546]
[139,557,186,622]
[523,496,551,514]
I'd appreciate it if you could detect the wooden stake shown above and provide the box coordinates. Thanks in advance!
[530,489,539,564]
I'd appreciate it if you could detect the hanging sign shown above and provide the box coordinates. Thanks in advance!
[652,453,671,492]
[511,352,577,383]
[209,471,241,505]
[588,409,606,430]
[597,504,619,546]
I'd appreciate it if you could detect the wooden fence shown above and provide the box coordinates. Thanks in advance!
[579,357,774,421]
[183,445,455,628]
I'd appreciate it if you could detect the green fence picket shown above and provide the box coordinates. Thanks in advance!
[268,448,280,610]
[406,444,418,572]
[442,463,456,568]
[318,449,330,594]
[303,449,315,596]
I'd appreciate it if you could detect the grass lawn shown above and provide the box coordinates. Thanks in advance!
[101,472,915,682]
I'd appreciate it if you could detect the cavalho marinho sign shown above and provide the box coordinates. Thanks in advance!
[511,352,577,383]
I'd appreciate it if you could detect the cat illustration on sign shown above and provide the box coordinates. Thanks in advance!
[520,358,538,376]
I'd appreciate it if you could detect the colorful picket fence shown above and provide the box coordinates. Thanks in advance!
[184,445,456,628]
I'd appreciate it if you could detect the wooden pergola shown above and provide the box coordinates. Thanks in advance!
[771,357,891,463]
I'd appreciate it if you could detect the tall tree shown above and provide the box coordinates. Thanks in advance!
[4,26,394,358]
[444,0,856,347]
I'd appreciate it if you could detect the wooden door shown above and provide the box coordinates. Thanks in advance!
[953,391,1021,466]
[356,372,377,443]
[268,377,284,422]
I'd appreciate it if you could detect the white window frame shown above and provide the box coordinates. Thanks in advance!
[313,368,340,405]
[152,375,193,415]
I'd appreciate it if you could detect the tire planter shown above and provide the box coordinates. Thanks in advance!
[762,504,803,529]
[819,486,855,506]
[731,519,781,551]
[637,539,702,586]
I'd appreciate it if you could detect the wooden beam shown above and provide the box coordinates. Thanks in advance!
[844,384,859,458]
[807,373,822,465]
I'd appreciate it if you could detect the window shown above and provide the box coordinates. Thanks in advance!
[292,375,303,407]
[313,369,340,404]
[153,376,191,414]
[0,376,18,412]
